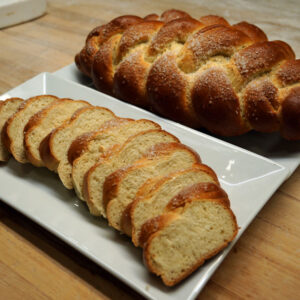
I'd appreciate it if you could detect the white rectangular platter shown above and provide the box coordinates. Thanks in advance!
[0,72,291,300]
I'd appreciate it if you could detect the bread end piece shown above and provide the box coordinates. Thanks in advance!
[3,95,59,163]
[0,97,24,161]
[143,185,237,286]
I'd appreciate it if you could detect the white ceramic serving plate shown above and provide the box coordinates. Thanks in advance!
[54,63,300,175]
[0,73,293,300]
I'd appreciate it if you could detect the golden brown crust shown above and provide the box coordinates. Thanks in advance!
[102,142,200,211]
[145,19,205,123]
[76,10,300,140]
[1,98,24,154]
[192,67,249,136]
[199,15,229,26]
[24,99,90,166]
[139,213,174,248]
[116,21,163,63]
[121,176,170,236]
[147,52,200,126]
[0,98,24,161]
[277,59,300,86]
[39,132,58,170]
[121,202,134,236]
[24,106,52,166]
[121,163,219,237]
[233,41,295,78]
[68,131,96,165]
[160,9,191,23]
[83,129,180,211]
[142,142,200,161]
[23,98,75,136]
[102,166,125,212]
[166,182,230,210]
[138,182,230,247]
[76,15,143,77]
[27,99,58,136]
[40,106,116,170]
[113,51,151,108]
[121,178,169,236]
[75,25,105,77]
[2,95,59,159]
[135,176,168,201]
[82,157,99,205]
[135,163,218,201]
[280,86,300,140]
[232,21,268,43]
[1,120,11,154]
[91,35,121,94]
[178,24,252,72]
[113,21,164,108]
[244,79,280,132]
[143,13,159,21]
[0,97,23,108]
[148,17,203,58]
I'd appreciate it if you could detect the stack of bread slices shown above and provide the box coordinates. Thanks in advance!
[0,95,238,286]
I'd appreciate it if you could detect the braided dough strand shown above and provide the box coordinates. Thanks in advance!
[76,9,300,140]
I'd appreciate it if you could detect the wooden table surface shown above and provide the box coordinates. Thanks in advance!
[0,1,299,299]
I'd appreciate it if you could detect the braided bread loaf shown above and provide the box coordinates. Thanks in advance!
[75,9,300,140]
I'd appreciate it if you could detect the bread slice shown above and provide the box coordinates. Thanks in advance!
[142,183,238,286]
[24,99,90,167]
[68,118,133,167]
[40,106,116,189]
[104,143,201,231]
[70,119,160,200]
[70,118,135,200]
[2,95,59,163]
[124,165,219,246]
[0,98,24,161]
[41,106,116,171]
[83,129,179,217]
